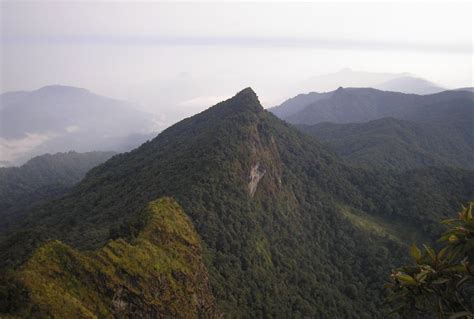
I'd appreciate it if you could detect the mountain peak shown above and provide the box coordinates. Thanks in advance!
[35,85,90,96]
[233,87,260,105]
[214,87,263,114]
[235,87,257,98]
[333,86,347,97]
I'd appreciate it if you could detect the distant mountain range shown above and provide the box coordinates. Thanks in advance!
[1,88,472,317]
[375,76,444,94]
[295,68,445,95]
[0,85,160,166]
[456,87,474,93]
[269,91,333,119]
[0,74,461,167]
[271,87,473,124]
[297,117,474,171]
[270,88,473,171]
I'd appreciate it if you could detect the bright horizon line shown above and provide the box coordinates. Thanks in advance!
[3,34,471,55]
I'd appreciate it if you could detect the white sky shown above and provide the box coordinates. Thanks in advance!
[1,1,473,122]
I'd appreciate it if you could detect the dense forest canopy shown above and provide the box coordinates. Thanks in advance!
[269,88,474,172]
[0,88,472,318]
[296,117,474,171]
[0,151,115,233]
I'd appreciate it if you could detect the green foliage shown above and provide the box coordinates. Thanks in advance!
[386,203,474,318]
[297,117,474,171]
[0,88,472,317]
[281,87,473,128]
[279,88,474,172]
[0,151,115,232]
[1,198,219,318]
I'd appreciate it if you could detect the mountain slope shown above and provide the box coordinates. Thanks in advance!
[375,76,444,94]
[456,87,474,93]
[5,198,219,318]
[297,118,474,171]
[267,91,333,118]
[1,88,472,317]
[0,85,159,165]
[268,87,462,129]
[0,151,115,232]
[273,88,473,171]
[284,87,473,125]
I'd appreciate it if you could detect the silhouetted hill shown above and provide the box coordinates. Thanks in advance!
[268,91,333,118]
[296,68,443,95]
[375,76,444,94]
[0,85,159,165]
[283,88,473,125]
[455,87,474,93]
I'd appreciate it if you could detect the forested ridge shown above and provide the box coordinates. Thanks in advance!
[278,87,473,125]
[297,117,474,171]
[0,151,115,233]
[270,88,474,172]
[0,88,472,318]
[1,198,219,318]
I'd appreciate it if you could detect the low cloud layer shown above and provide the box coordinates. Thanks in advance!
[0,132,56,165]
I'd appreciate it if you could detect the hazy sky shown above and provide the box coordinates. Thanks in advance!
[1,1,473,122]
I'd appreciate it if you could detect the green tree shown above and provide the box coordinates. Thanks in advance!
[386,202,474,318]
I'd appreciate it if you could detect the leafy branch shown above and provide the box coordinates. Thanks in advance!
[386,202,474,319]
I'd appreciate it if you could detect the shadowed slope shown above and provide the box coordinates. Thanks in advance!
[297,117,474,171]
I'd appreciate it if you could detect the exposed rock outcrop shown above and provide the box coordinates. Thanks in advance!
[248,162,266,197]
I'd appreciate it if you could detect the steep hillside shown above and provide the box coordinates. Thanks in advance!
[1,88,472,317]
[297,118,474,171]
[0,151,115,232]
[3,198,219,318]
[0,85,158,165]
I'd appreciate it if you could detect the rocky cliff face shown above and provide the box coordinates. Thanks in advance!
[246,124,284,199]
[248,162,266,197]
[11,198,220,318]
